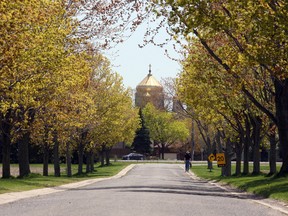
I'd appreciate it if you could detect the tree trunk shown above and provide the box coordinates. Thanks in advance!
[191,120,195,161]
[235,142,242,176]
[91,152,95,172]
[1,110,12,178]
[206,137,213,170]
[222,139,232,177]
[43,125,50,176]
[66,142,72,177]
[160,143,165,160]
[78,142,84,174]
[18,132,31,177]
[2,135,11,178]
[100,149,105,167]
[275,79,288,176]
[78,130,88,174]
[269,124,277,175]
[18,107,35,177]
[215,130,231,176]
[43,143,49,176]
[86,151,91,173]
[215,131,225,176]
[243,114,251,175]
[251,115,262,175]
[269,130,277,175]
[105,149,111,166]
[53,131,60,177]
[243,140,250,175]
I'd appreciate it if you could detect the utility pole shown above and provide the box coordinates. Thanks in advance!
[191,119,195,161]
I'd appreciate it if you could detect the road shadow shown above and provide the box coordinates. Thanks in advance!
[71,183,262,201]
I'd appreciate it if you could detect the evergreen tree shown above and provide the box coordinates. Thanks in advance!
[132,109,151,154]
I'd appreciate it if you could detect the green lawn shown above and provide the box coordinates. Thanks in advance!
[0,162,131,194]
[1,162,288,204]
[192,164,288,203]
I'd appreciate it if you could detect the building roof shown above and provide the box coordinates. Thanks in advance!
[136,65,163,89]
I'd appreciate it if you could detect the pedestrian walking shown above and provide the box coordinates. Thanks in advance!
[184,151,191,172]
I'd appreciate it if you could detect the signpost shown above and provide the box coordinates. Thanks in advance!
[207,153,226,172]
[208,154,215,162]
[216,153,226,167]
[207,154,215,172]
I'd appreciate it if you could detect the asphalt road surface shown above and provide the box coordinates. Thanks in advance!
[0,164,286,216]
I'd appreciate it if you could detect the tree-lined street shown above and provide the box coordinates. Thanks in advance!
[0,164,286,216]
[0,1,287,215]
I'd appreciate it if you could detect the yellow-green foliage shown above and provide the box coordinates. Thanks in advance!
[142,103,189,145]
[0,1,140,160]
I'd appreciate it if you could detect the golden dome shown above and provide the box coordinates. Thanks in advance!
[136,65,163,90]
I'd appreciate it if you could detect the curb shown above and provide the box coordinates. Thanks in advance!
[181,165,288,215]
[0,164,135,205]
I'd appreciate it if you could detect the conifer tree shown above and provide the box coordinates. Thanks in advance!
[132,109,151,155]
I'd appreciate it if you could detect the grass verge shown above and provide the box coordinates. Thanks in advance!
[0,162,131,195]
[192,164,288,203]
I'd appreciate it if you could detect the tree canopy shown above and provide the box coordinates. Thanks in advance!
[0,0,139,177]
[150,0,288,175]
[142,103,189,159]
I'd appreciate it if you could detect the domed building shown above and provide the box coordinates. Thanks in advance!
[135,65,164,109]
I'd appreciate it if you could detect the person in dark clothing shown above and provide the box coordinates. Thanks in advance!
[184,151,192,172]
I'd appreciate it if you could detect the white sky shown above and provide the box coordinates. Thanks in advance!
[106,21,183,90]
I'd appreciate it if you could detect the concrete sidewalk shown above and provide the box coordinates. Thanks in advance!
[0,164,135,205]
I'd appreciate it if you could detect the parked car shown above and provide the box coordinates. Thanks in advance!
[122,153,144,160]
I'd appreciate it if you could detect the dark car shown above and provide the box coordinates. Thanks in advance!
[122,153,144,160]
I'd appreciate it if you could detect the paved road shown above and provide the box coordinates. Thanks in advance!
[0,164,287,216]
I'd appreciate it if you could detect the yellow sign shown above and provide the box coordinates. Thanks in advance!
[216,153,226,167]
[208,154,215,162]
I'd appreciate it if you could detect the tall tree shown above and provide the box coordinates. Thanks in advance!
[176,36,271,175]
[0,0,78,177]
[142,103,189,159]
[132,109,151,155]
[152,0,287,175]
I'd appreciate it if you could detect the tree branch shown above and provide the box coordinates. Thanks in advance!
[242,86,277,125]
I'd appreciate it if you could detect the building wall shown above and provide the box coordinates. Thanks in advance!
[135,87,164,109]
[164,153,178,160]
